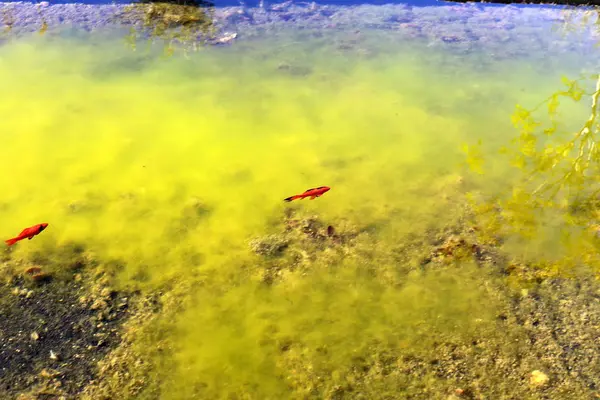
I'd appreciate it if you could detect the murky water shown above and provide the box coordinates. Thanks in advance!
[1,5,600,398]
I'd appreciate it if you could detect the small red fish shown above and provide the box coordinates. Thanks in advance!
[284,186,330,202]
[5,223,48,246]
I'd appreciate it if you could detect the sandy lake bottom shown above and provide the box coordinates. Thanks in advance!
[2,16,600,399]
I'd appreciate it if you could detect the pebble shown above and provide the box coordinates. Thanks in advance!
[39,368,58,378]
[529,370,549,387]
[90,299,108,311]
[213,32,237,45]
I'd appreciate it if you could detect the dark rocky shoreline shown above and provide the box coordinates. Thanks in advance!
[0,275,130,399]
[0,241,168,400]
[446,0,593,6]
[0,245,132,399]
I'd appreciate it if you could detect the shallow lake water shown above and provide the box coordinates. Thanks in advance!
[2,2,600,398]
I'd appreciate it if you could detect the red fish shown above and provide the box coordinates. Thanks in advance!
[5,223,48,246]
[284,186,330,202]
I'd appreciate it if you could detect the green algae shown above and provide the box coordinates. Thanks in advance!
[1,25,600,399]
[163,262,502,399]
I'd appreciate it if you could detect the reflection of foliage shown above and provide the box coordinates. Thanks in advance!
[463,7,600,278]
[2,6,14,34]
[36,3,48,36]
[466,73,600,257]
[1,4,58,38]
[464,7,600,205]
[504,5,600,206]
[509,75,596,201]
[119,0,217,55]
[461,139,484,175]
[559,6,600,41]
[1,0,213,53]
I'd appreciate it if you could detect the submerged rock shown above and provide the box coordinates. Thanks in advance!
[529,370,549,387]
[276,63,313,77]
[249,234,290,256]
[211,31,238,45]
[327,225,335,237]
[250,210,362,284]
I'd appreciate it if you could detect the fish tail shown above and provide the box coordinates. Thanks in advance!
[5,237,19,246]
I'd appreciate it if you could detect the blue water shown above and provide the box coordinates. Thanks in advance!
[0,0,576,9]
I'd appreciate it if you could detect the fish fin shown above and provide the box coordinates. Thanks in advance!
[5,237,19,246]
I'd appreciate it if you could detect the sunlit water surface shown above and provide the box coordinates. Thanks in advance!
[1,17,599,398]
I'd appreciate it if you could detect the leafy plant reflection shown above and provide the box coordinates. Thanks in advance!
[463,6,600,278]
[118,0,217,56]
[0,0,217,55]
